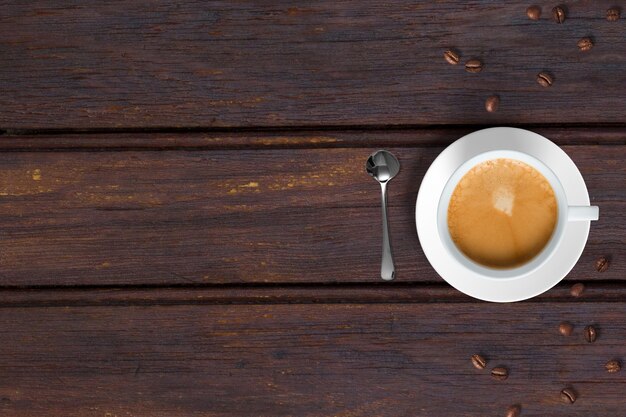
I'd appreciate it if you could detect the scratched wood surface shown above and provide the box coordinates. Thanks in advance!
[0,302,625,417]
[0,140,622,286]
[1,1,626,416]
[1,0,626,129]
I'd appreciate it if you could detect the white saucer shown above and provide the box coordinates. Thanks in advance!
[415,127,592,302]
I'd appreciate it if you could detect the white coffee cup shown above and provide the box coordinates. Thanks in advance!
[437,149,598,279]
[416,128,599,302]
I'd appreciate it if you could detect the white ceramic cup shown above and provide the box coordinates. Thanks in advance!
[415,127,600,302]
[437,150,599,279]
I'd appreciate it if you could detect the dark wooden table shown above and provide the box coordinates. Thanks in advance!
[1,1,625,416]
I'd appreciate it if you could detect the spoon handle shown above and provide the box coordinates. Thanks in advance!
[379,182,395,281]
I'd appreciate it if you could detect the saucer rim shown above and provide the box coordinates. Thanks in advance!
[415,127,592,303]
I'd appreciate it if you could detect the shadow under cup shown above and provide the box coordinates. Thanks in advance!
[437,150,572,280]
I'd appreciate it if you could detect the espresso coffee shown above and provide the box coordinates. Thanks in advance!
[447,158,557,269]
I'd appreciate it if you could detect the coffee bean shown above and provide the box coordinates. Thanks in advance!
[506,404,521,417]
[471,354,487,370]
[560,387,576,404]
[536,72,553,87]
[444,49,460,65]
[577,37,594,52]
[584,325,597,343]
[552,6,566,23]
[465,59,483,73]
[595,256,609,272]
[607,7,620,21]
[605,359,622,373]
[570,282,584,297]
[485,95,499,113]
[491,366,509,381]
[559,322,573,336]
[526,5,541,20]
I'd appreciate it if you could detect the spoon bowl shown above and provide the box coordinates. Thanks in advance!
[366,151,400,183]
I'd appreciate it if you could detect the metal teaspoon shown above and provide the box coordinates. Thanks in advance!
[366,150,400,281]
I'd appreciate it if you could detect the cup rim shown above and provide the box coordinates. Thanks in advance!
[436,150,568,280]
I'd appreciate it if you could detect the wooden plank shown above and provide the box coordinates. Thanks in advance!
[0,302,624,416]
[0,145,622,286]
[1,1,625,129]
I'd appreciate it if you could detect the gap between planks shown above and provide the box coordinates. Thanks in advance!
[0,126,625,151]
[0,282,624,308]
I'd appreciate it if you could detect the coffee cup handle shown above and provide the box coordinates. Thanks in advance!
[568,205,599,221]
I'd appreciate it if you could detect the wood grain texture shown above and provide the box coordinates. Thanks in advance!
[2,127,626,150]
[1,1,626,129]
[0,302,624,416]
[2,2,625,417]
[0,143,622,286]
[1,282,626,307]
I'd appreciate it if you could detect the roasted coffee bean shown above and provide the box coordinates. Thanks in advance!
[485,95,499,112]
[577,37,594,52]
[595,256,609,272]
[607,7,620,21]
[506,404,521,417]
[605,359,622,373]
[444,49,460,65]
[552,6,566,23]
[471,354,487,370]
[559,322,573,336]
[536,72,553,87]
[465,59,483,73]
[560,388,576,403]
[527,5,541,20]
[584,325,597,343]
[491,366,509,381]
[570,282,584,297]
